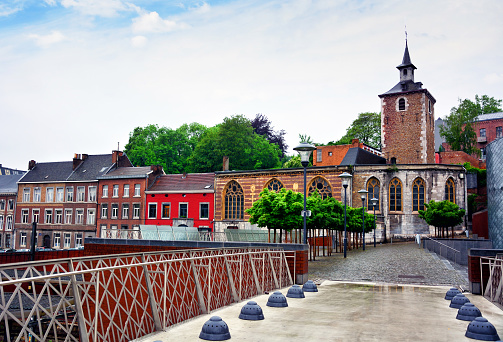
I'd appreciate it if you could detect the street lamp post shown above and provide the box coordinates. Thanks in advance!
[338,172,352,258]
[371,197,378,247]
[293,142,316,245]
[358,189,368,251]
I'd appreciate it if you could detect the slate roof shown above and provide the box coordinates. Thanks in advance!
[147,173,214,193]
[19,154,117,183]
[339,147,386,166]
[0,174,24,195]
[98,166,154,179]
[476,112,503,122]
[379,80,425,96]
[396,41,416,70]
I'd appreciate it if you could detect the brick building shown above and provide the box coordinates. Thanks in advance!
[0,174,24,248]
[96,165,164,237]
[313,139,383,167]
[474,112,503,160]
[145,173,215,231]
[14,151,132,249]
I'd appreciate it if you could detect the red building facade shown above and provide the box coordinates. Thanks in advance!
[145,173,215,231]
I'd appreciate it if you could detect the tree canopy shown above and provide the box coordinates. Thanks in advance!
[440,95,502,155]
[306,192,344,230]
[251,114,288,157]
[334,112,381,149]
[418,200,465,229]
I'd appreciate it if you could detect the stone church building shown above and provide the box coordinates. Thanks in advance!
[213,41,467,240]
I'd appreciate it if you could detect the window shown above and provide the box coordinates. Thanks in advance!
[123,185,129,197]
[22,209,29,223]
[64,233,71,248]
[77,187,85,202]
[412,178,425,212]
[34,188,41,202]
[66,187,74,202]
[224,181,244,220]
[266,179,284,192]
[428,99,432,113]
[7,199,13,211]
[0,200,4,210]
[113,185,119,197]
[101,204,108,219]
[76,209,84,224]
[111,204,118,219]
[179,203,188,218]
[45,209,53,224]
[317,150,322,162]
[445,178,455,203]
[46,187,54,202]
[366,178,380,210]
[102,185,109,198]
[53,233,61,248]
[162,203,170,219]
[75,233,83,247]
[65,209,72,224]
[148,203,157,219]
[20,233,27,247]
[497,126,502,138]
[134,184,141,197]
[200,203,209,219]
[88,186,97,202]
[32,209,39,223]
[398,98,406,111]
[481,148,486,160]
[133,203,140,219]
[480,128,486,137]
[55,209,63,224]
[56,187,64,202]
[122,204,129,219]
[23,188,30,202]
[87,209,95,225]
[5,234,10,248]
[6,216,13,231]
[0,216,3,230]
[389,178,402,212]
[308,176,332,199]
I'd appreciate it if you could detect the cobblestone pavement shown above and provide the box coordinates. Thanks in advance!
[308,242,469,287]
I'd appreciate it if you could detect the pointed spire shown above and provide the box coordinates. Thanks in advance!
[397,39,416,70]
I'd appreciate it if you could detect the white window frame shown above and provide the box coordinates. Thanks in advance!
[77,186,85,202]
[34,188,41,202]
[45,209,53,224]
[32,209,40,223]
[53,232,61,248]
[122,203,129,219]
[46,187,54,202]
[21,209,29,223]
[148,203,157,219]
[76,209,84,224]
[87,209,95,225]
[123,184,129,197]
[23,188,30,202]
[101,204,108,219]
[161,203,171,219]
[179,203,188,219]
[20,233,27,247]
[7,199,13,211]
[56,187,64,202]
[65,209,73,224]
[75,233,83,247]
[64,233,71,248]
[133,203,140,219]
[55,209,63,224]
[111,204,118,219]
[102,185,109,198]
[199,202,210,220]
[134,184,141,197]
[0,200,4,210]
[88,186,97,202]
[0,215,3,230]
[112,185,119,198]
[66,187,74,202]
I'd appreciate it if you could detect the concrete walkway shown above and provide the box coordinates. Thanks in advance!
[136,243,502,342]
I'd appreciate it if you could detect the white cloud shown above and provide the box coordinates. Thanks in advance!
[60,0,134,17]
[484,73,503,85]
[28,31,66,47]
[189,2,210,14]
[131,35,147,48]
[0,4,22,17]
[44,0,57,6]
[132,11,188,34]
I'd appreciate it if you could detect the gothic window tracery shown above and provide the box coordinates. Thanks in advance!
[389,178,402,212]
[266,179,284,192]
[445,178,455,203]
[308,176,332,199]
[412,178,425,212]
[224,181,244,220]
[366,178,380,210]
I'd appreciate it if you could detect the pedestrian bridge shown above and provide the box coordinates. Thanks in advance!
[0,247,293,341]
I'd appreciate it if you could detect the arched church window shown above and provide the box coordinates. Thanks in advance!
[389,178,402,212]
[398,98,406,111]
[412,178,425,212]
[366,178,380,210]
[445,178,455,203]
[308,176,332,199]
[266,178,284,192]
[224,181,244,220]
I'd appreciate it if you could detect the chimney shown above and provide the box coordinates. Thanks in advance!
[28,160,36,170]
[82,154,89,160]
[223,156,229,171]
[73,154,82,170]
[112,150,124,165]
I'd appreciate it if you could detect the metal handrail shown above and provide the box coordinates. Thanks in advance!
[479,255,503,306]
[422,236,461,264]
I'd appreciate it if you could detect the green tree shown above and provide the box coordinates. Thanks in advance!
[336,112,381,148]
[347,207,374,233]
[188,115,282,172]
[440,95,502,155]
[418,200,465,238]
[282,155,302,168]
[306,192,344,230]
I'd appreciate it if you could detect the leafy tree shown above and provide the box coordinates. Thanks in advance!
[346,207,374,233]
[283,155,303,168]
[251,114,288,157]
[440,95,502,155]
[336,112,381,148]
[188,115,282,172]
[306,192,344,230]
[418,200,465,238]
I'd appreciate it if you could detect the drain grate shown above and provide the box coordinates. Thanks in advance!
[398,275,425,279]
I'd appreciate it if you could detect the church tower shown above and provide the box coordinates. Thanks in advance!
[379,41,436,164]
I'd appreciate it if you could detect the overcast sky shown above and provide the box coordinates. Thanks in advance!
[1,0,502,171]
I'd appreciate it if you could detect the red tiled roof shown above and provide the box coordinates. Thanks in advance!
[147,173,214,193]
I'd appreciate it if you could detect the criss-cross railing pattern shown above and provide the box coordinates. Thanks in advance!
[481,254,503,307]
[0,247,293,342]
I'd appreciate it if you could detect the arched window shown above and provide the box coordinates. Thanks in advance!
[266,178,284,192]
[366,177,380,210]
[412,178,425,212]
[403,69,408,76]
[389,178,402,212]
[224,181,244,220]
[308,176,332,199]
[445,178,455,203]
[398,98,406,111]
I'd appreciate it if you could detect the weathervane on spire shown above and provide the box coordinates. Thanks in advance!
[405,25,408,42]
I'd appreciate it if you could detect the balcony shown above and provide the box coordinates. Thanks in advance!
[477,136,487,143]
